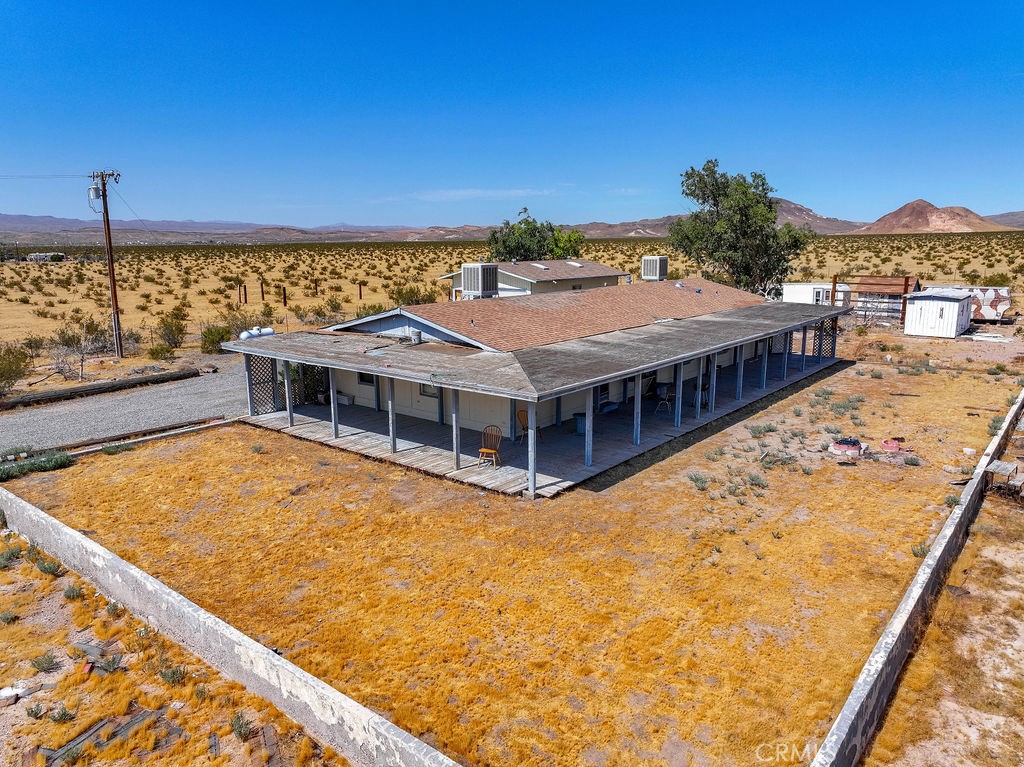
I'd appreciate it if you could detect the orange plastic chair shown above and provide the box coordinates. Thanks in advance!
[478,425,503,466]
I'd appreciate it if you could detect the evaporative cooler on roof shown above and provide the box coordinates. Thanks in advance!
[461,263,499,299]
[641,255,669,281]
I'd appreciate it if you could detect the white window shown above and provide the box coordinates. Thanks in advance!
[813,288,831,304]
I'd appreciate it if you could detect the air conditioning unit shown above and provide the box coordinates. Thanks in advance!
[641,255,669,282]
[461,263,499,298]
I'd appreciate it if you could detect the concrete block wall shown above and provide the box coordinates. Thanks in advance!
[0,489,456,767]
[811,386,1024,767]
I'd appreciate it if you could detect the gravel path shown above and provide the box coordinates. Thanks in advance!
[0,357,248,451]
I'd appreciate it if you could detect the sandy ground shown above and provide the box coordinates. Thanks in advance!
[0,531,344,766]
[864,460,1024,766]
[4,330,1020,766]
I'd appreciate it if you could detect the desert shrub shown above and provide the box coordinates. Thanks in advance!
[903,455,922,466]
[356,302,389,318]
[159,665,186,685]
[146,343,174,361]
[25,703,43,718]
[156,302,189,348]
[746,423,778,437]
[0,343,31,397]
[50,704,75,722]
[231,711,253,740]
[386,281,439,307]
[0,609,17,624]
[31,652,59,672]
[870,370,884,379]
[911,542,929,558]
[687,471,710,491]
[200,325,232,354]
[988,416,1004,436]
[214,303,275,336]
[63,584,84,600]
[945,494,960,508]
[0,450,74,482]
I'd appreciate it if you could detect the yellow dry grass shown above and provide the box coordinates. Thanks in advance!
[6,352,1019,765]
[0,537,346,765]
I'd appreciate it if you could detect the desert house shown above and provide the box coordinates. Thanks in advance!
[440,258,629,300]
[902,288,973,339]
[781,281,852,307]
[223,277,848,497]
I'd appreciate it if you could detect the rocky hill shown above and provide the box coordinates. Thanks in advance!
[848,199,1018,234]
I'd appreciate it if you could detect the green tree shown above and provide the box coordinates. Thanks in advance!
[0,343,31,397]
[550,226,584,260]
[486,208,584,262]
[668,159,814,297]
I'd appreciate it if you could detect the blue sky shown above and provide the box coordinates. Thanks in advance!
[2,1,1022,228]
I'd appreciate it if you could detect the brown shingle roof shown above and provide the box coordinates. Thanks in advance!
[406,278,764,352]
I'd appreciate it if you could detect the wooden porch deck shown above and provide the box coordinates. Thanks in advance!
[241,353,840,498]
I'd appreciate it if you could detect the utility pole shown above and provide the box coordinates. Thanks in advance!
[89,170,123,358]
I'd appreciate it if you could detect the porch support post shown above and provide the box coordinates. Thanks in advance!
[527,401,537,496]
[450,389,461,470]
[632,373,642,445]
[328,367,339,438]
[694,356,704,419]
[708,354,718,413]
[759,341,769,389]
[673,362,683,428]
[781,333,790,380]
[271,359,281,411]
[283,360,294,427]
[584,388,594,467]
[735,347,745,400]
[555,396,562,426]
[374,375,382,412]
[816,322,824,364]
[801,326,808,371]
[386,376,397,453]
[243,354,255,416]
[509,399,516,440]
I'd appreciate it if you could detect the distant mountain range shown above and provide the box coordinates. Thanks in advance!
[0,198,1018,246]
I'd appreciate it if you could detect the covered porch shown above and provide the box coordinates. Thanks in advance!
[241,342,840,498]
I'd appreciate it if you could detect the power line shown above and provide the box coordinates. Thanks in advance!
[0,174,90,179]
[110,185,154,233]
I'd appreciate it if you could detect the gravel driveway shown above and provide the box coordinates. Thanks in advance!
[0,356,248,451]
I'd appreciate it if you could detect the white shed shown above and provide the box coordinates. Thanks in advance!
[780,282,851,307]
[903,289,972,338]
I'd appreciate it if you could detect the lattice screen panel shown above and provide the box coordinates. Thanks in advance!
[248,355,279,416]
